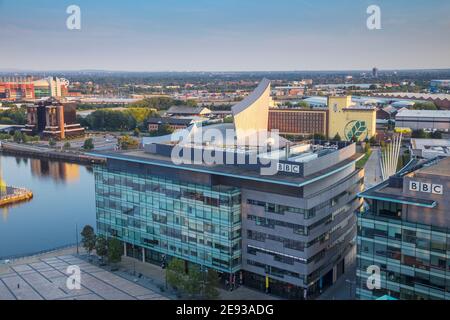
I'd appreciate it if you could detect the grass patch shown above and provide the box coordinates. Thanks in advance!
[356,149,372,169]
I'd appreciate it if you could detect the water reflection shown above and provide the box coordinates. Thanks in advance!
[30,159,80,183]
[0,154,96,258]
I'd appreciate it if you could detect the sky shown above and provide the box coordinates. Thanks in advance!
[0,0,449,71]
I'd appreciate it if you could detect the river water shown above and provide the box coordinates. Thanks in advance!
[0,154,96,259]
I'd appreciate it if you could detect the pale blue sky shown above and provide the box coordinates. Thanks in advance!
[0,0,449,71]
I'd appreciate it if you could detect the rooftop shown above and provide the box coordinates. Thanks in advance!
[358,157,450,208]
[147,117,194,125]
[414,156,450,177]
[166,105,211,115]
[89,146,362,188]
[396,109,450,118]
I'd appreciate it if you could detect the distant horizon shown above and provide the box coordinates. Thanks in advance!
[1,67,450,74]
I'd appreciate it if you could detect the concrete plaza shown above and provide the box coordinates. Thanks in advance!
[0,255,169,300]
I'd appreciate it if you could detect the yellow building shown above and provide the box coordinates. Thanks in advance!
[327,96,376,141]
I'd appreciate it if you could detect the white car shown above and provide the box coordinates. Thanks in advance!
[1,259,11,264]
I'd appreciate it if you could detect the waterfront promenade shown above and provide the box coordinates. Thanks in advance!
[0,252,168,300]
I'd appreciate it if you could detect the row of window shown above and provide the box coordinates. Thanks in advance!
[358,222,449,254]
[359,239,449,272]
[246,199,329,219]
[247,230,305,251]
[247,259,304,280]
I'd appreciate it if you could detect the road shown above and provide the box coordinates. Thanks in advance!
[35,133,119,151]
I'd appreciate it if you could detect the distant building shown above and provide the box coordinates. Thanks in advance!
[147,117,195,132]
[0,76,69,101]
[22,98,85,140]
[268,108,328,136]
[374,92,450,110]
[372,67,379,78]
[411,139,450,158]
[357,157,450,300]
[430,80,450,93]
[165,106,211,117]
[376,105,398,124]
[395,109,450,132]
[268,96,376,141]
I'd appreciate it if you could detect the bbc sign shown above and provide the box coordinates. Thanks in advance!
[409,181,443,195]
[277,163,300,174]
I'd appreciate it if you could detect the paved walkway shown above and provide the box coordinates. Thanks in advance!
[316,260,357,300]
[119,256,279,300]
[364,147,382,188]
[0,255,168,300]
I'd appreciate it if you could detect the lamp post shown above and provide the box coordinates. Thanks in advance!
[75,224,79,255]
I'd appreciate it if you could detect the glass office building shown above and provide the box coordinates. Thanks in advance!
[357,157,450,300]
[94,163,242,275]
[91,137,363,299]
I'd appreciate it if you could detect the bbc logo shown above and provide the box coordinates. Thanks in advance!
[409,181,443,195]
[277,163,300,174]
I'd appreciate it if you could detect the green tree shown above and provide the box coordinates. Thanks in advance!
[83,138,94,150]
[411,129,429,139]
[133,127,140,137]
[0,133,12,140]
[84,109,136,131]
[411,101,437,110]
[158,123,174,136]
[166,258,186,292]
[13,131,23,143]
[48,138,57,147]
[431,131,442,139]
[22,133,30,143]
[184,265,202,297]
[107,238,123,264]
[81,225,96,255]
[223,116,234,123]
[63,141,71,149]
[296,101,309,109]
[0,107,27,125]
[332,133,342,141]
[118,135,139,150]
[204,269,220,300]
[95,235,108,263]
[364,141,371,154]
[312,133,326,140]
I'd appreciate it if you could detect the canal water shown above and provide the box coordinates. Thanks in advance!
[0,154,96,259]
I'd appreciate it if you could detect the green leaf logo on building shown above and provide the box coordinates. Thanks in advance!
[344,120,368,141]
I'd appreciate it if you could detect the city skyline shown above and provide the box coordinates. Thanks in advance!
[0,0,449,71]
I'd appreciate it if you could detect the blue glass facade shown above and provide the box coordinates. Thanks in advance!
[94,164,242,274]
[357,208,450,300]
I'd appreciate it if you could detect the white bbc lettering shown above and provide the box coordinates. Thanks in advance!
[277,163,284,171]
[277,163,300,174]
[432,184,443,195]
[409,181,419,191]
[409,181,444,195]
[420,183,431,193]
